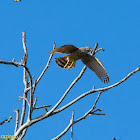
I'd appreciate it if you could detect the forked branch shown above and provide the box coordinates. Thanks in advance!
[52,67,140,115]
[52,91,102,140]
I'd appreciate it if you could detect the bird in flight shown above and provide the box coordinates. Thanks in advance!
[50,44,109,83]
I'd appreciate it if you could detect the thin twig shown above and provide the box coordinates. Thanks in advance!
[27,43,55,120]
[74,91,102,123]
[95,48,104,54]
[71,110,74,140]
[92,113,105,115]
[28,71,33,121]
[92,43,98,55]
[0,60,22,67]
[18,96,30,107]
[34,105,52,109]
[22,31,28,57]
[44,107,48,112]
[32,79,37,93]
[0,116,12,125]
[13,109,19,133]
[36,43,56,84]
[52,110,74,140]
[89,108,104,115]
[33,97,37,107]
[52,92,102,140]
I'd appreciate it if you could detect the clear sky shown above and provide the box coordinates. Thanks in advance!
[0,0,140,140]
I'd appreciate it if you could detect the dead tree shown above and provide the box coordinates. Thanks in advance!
[0,32,139,140]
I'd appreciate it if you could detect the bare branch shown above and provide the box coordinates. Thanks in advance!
[21,32,33,121]
[92,113,105,115]
[92,42,98,55]
[22,31,28,58]
[95,47,104,54]
[28,71,33,121]
[32,79,37,94]
[36,43,56,84]
[18,129,27,140]
[13,109,19,133]
[18,96,30,107]
[25,43,55,120]
[19,91,28,127]
[34,105,52,110]
[44,107,48,112]
[74,91,102,123]
[52,91,102,140]
[71,110,74,140]
[52,110,74,140]
[89,108,105,115]
[20,31,29,128]
[33,97,37,107]
[0,60,22,67]
[52,67,140,115]
[0,116,12,125]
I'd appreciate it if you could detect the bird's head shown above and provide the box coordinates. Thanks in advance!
[85,47,93,53]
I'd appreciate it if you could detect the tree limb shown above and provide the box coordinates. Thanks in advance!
[52,110,75,140]
[34,105,52,110]
[52,67,140,115]
[33,97,37,108]
[36,43,56,84]
[13,109,19,133]
[52,91,102,140]
[18,96,30,107]
[95,47,104,54]
[19,32,29,128]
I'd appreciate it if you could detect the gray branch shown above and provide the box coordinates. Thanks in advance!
[18,96,30,107]
[52,92,102,140]
[52,67,140,115]
[34,105,52,109]
[52,110,75,140]
[13,109,19,133]
[37,43,56,84]
[19,32,29,129]
[95,47,104,53]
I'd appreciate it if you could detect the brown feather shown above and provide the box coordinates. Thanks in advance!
[55,55,75,69]
[50,45,78,54]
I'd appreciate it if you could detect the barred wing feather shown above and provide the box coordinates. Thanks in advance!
[81,54,109,83]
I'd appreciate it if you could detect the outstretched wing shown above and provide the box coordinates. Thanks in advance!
[81,54,109,83]
[50,44,78,54]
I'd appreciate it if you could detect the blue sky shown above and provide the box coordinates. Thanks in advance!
[0,0,140,140]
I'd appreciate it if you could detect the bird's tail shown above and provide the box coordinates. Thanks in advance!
[55,56,75,69]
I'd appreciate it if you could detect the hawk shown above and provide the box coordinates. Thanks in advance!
[50,44,109,83]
